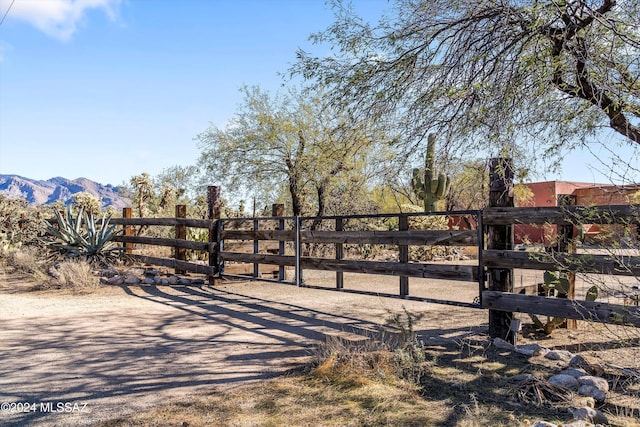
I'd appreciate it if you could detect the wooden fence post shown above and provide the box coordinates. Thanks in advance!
[336,217,344,289]
[175,204,187,275]
[208,186,221,285]
[557,194,577,329]
[122,207,133,256]
[273,204,286,281]
[487,158,515,343]
[399,214,409,296]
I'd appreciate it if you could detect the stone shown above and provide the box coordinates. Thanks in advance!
[159,278,169,285]
[142,277,155,285]
[168,276,180,285]
[191,278,205,285]
[545,350,574,361]
[577,385,607,402]
[100,268,119,278]
[144,269,161,277]
[569,354,604,376]
[562,421,592,427]
[560,368,588,378]
[568,406,609,425]
[548,374,579,390]
[178,278,192,285]
[493,337,514,351]
[515,343,548,356]
[124,268,145,276]
[578,375,609,392]
[106,275,124,285]
[153,277,163,285]
[124,275,140,285]
[532,422,558,427]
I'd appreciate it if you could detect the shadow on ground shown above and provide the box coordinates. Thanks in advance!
[0,281,487,426]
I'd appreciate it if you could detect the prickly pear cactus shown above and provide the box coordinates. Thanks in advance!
[411,133,451,212]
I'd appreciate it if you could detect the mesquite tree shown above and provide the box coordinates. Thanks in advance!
[294,0,640,161]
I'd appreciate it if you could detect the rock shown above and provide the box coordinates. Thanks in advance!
[568,406,609,424]
[106,275,124,285]
[515,343,548,356]
[141,277,155,285]
[124,268,145,276]
[577,385,606,401]
[168,276,180,285]
[569,354,604,376]
[159,278,169,285]
[493,337,514,351]
[578,375,609,392]
[153,277,163,285]
[560,368,588,378]
[532,421,558,427]
[178,278,191,285]
[191,278,205,285]
[548,374,579,390]
[562,421,592,427]
[124,275,140,285]
[545,350,574,361]
[144,269,161,277]
[100,268,119,278]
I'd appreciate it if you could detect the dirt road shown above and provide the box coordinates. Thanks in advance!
[0,276,488,426]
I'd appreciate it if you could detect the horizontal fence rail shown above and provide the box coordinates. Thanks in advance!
[67,202,640,329]
[217,210,483,308]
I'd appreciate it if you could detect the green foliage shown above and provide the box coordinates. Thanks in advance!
[196,85,394,217]
[294,0,640,171]
[42,205,122,266]
[71,192,102,217]
[411,134,451,212]
[0,194,46,249]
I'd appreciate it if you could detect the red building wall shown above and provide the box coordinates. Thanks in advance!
[513,181,639,245]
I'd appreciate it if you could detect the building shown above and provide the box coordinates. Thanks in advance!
[514,181,640,246]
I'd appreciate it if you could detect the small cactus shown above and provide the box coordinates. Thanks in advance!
[411,133,451,212]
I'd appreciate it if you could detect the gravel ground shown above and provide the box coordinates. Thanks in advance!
[1,269,637,426]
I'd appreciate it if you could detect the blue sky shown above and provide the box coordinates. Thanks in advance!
[0,0,637,187]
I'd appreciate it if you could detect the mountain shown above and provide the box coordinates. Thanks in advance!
[0,175,130,210]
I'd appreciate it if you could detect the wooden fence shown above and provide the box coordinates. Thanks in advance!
[110,201,640,337]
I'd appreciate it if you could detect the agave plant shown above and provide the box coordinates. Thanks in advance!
[42,205,123,266]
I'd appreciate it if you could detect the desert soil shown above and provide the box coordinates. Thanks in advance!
[0,268,638,426]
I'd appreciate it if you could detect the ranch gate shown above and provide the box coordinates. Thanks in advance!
[110,161,640,343]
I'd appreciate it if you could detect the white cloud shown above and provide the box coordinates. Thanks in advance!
[0,0,122,41]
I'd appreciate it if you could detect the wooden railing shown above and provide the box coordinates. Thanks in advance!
[107,203,640,329]
[481,205,640,328]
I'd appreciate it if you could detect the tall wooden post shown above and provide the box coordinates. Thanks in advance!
[487,158,515,343]
[122,207,133,256]
[208,186,221,285]
[175,204,187,275]
[557,194,577,329]
[399,214,409,296]
[272,204,286,281]
[335,217,344,289]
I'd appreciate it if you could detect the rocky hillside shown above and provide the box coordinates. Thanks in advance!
[0,175,130,209]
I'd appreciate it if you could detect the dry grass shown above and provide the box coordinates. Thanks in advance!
[53,259,100,293]
[97,333,640,427]
[1,246,101,293]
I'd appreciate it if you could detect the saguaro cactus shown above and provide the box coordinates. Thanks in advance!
[411,133,451,212]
